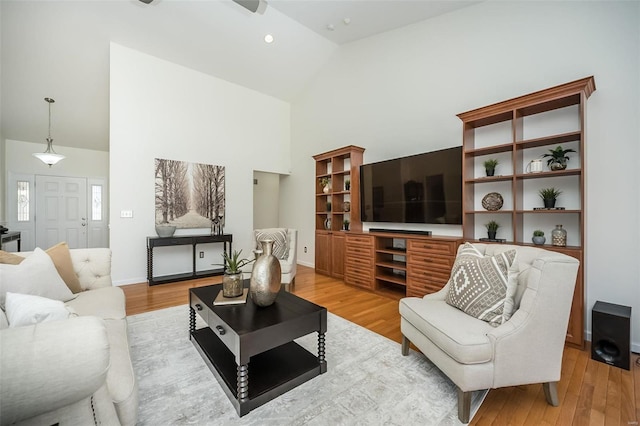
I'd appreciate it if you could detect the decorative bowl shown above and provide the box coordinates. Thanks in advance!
[481,192,504,211]
[155,225,176,238]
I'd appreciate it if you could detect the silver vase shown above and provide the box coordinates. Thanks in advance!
[249,239,282,307]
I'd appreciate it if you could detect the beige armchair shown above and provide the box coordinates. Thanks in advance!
[254,228,297,291]
[400,243,579,423]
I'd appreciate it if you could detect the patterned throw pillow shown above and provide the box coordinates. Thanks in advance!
[445,243,517,327]
[254,228,289,260]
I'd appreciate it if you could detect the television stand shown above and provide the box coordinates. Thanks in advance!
[369,228,432,236]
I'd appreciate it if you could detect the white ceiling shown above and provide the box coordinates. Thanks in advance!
[0,0,479,152]
[269,0,479,45]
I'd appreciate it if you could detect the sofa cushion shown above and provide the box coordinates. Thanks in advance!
[400,297,495,364]
[0,247,75,309]
[65,286,126,320]
[5,292,75,327]
[255,228,289,260]
[46,242,83,293]
[445,243,516,327]
[0,250,24,265]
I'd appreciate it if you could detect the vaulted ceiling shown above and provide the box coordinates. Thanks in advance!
[0,0,478,152]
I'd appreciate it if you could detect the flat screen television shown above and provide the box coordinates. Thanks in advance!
[360,146,462,225]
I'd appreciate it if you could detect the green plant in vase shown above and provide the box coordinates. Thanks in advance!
[485,220,500,239]
[319,177,331,193]
[218,250,254,297]
[532,230,546,245]
[542,146,576,171]
[483,159,499,177]
[538,187,562,209]
[344,179,351,191]
[326,201,332,212]
[343,219,350,231]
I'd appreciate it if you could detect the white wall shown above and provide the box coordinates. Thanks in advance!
[110,43,291,285]
[281,1,640,349]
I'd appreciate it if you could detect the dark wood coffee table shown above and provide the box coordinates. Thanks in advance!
[189,281,327,416]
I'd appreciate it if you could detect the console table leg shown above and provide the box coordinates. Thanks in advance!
[237,364,249,402]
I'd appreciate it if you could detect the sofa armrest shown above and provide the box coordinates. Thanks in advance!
[0,316,111,425]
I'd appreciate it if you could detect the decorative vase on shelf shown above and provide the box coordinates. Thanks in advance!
[551,225,567,247]
[249,240,282,307]
[323,185,330,194]
[487,231,497,240]
[222,271,243,298]
[343,201,351,212]
[532,236,546,245]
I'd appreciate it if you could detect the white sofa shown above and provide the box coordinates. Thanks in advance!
[0,248,138,426]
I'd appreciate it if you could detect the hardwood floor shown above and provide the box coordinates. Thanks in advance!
[122,265,639,425]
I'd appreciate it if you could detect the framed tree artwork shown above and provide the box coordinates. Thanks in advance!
[155,158,225,233]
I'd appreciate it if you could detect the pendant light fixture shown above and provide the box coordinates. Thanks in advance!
[33,97,65,167]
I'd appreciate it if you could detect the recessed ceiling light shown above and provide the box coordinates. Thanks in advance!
[343,18,351,25]
[264,34,274,43]
[326,24,335,31]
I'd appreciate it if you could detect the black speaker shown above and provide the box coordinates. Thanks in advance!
[591,301,631,370]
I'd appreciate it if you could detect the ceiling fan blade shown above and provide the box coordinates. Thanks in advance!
[232,0,267,14]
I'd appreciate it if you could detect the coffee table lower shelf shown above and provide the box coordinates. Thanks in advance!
[191,327,323,416]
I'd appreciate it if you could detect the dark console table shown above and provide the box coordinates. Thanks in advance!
[146,234,232,285]
[0,231,21,251]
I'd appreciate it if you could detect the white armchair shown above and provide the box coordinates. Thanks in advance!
[399,243,579,423]
[254,228,297,291]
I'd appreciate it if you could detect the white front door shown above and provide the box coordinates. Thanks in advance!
[35,176,88,249]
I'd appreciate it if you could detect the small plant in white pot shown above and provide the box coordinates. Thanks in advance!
[532,230,546,245]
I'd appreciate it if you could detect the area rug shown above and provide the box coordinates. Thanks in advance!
[128,305,487,425]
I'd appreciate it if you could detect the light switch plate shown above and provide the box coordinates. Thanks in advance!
[120,210,134,218]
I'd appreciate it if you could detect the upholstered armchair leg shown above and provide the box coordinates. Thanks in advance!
[283,278,295,293]
[401,335,410,356]
[457,388,471,423]
[543,381,559,406]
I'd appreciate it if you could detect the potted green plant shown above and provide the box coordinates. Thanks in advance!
[344,179,351,191]
[485,220,500,239]
[218,250,254,297]
[326,201,332,212]
[542,146,576,171]
[319,177,331,193]
[343,219,350,231]
[483,159,499,177]
[539,187,562,209]
[532,230,546,245]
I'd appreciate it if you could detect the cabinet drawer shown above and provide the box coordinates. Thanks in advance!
[345,255,372,267]
[408,264,451,284]
[407,277,447,296]
[345,273,373,289]
[190,293,210,323]
[190,294,239,355]
[345,264,373,280]
[346,245,373,259]
[346,234,374,247]
[407,239,457,256]
[408,253,454,272]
